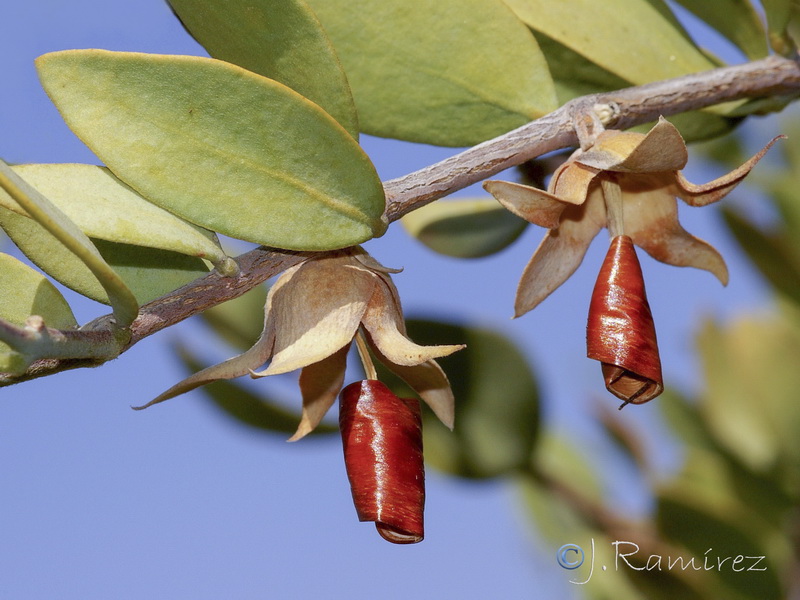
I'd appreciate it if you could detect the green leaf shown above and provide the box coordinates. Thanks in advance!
[200,284,269,353]
[0,158,139,327]
[697,314,800,472]
[0,207,210,305]
[2,164,229,265]
[762,0,798,54]
[658,112,741,144]
[532,30,740,142]
[304,0,557,146]
[532,31,629,104]
[671,0,769,60]
[401,198,527,258]
[695,318,778,471]
[94,240,211,303]
[505,0,717,85]
[167,0,359,139]
[515,447,648,600]
[657,487,784,600]
[0,252,77,373]
[660,390,796,521]
[381,319,540,479]
[642,0,701,43]
[772,129,800,231]
[36,50,386,251]
[534,433,604,503]
[175,343,337,436]
[659,388,716,450]
[722,207,800,307]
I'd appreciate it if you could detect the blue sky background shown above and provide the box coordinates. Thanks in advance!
[0,2,786,598]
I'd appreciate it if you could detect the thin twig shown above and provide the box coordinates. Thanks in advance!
[384,53,800,220]
[3,54,800,386]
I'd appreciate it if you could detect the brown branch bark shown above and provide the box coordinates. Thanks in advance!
[384,54,800,220]
[3,54,800,386]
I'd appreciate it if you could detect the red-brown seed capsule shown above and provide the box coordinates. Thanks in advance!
[339,380,424,544]
[587,235,663,406]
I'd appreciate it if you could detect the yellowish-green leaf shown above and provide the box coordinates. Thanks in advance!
[532,31,629,104]
[672,0,769,60]
[304,0,557,146]
[0,164,228,265]
[762,0,798,54]
[657,487,784,599]
[94,240,211,303]
[516,440,648,600]
[0,158,138,327]
[722,207,800,307]
[533,30,739,142]
[0,252,77,373]
[0,254,76,328]
[505,0,717,85]
[167,0,359,138]
[533,27,741,141]
[402,198,527,258]
[656,111,741,143]
[697,315,800,471]
[643,0,699,43]
[0,207,210,305]
[36,50,386,251]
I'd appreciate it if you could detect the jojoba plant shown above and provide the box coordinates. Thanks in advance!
[1,0,798,577]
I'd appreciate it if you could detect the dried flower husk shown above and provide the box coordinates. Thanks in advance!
[339,380,425,544]
[587,235,663,405]
[484,118,782,317]
[138,247,463,441]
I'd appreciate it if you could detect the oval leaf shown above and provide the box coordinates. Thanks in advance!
[0,158,138,327]
[698,314,800,471]
[36,50,387,251]
[672,0,768,60]
[505,0,717,85]
[402,198,527,258]
[762,0,797,54]
[304,0,557,146]
[167,0,359,139]
[0,252,77,373]
[722,208,800,307]
[3,164,228,265]
[0,207,210,305]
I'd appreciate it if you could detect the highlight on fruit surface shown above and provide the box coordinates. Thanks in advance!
[339,380,425,544]
[587,235,663,407]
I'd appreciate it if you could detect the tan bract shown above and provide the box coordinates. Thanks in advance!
[484,117,781,317]
[139,247,464,440]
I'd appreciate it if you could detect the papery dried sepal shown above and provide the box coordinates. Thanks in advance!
[675,135,785,207]
[141,247,463,439]
[578,117,688,173]
[587,235,663,406]
[513,192,606,316]
[482,180,570,228]
[339,380,425,544]
[486,118,780,318]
